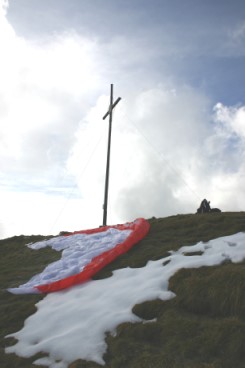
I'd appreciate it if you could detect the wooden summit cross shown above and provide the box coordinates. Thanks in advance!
[102,84,121,226]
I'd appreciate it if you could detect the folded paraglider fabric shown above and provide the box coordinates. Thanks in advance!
[8,218,150,294]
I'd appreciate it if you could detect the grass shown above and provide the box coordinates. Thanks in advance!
[1,212,245,367]
[0,234,59,368]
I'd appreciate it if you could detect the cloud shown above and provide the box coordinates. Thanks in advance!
[67,86,245,225]
[205,104,245,172]
[214,103,245,139]
[1,2,245,239]
[202,103,245,210]
[0,190,79,237]
[65,86,235,221]
[0,11,103,183]
[0,3,109,237]
[0,0,8,17]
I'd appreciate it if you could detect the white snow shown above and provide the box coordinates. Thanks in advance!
[5,232,245,367]
[8,228,132,294]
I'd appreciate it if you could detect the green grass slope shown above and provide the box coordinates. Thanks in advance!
[1,212,245,368]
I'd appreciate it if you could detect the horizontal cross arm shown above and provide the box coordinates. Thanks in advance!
[102,97,121,120]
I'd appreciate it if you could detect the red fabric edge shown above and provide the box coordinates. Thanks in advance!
[36,218,150,293]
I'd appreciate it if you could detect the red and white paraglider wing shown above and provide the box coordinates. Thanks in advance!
[8,218,150,294]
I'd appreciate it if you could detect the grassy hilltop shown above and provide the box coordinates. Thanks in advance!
[1,212,245,368]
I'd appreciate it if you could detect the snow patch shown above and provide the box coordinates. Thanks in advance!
[5,232,245,367]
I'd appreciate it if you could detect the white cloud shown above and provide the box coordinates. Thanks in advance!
[0,3,111,239]
[1,2,245,239]
[214,102,245,139]
[0,190,90,238]
[202,103,245,211]
[0,3,104,174]
[66,86,245,224]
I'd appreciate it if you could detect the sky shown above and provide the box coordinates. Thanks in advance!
[0,0,245,238]
[6,230,245,367]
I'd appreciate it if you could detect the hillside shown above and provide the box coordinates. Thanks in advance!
[1,212,245,368]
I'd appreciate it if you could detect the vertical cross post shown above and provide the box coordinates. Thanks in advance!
[102,84,121,226]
